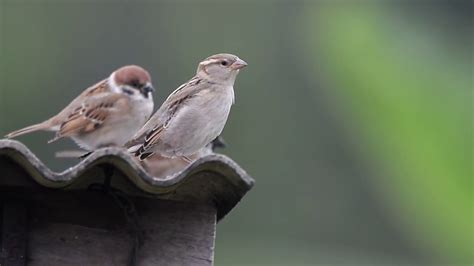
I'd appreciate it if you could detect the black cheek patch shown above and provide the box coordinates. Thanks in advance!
[122,88,134,95]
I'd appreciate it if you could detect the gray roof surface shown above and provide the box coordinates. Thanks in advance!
[0,139,254,220]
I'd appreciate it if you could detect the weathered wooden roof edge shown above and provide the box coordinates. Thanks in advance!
[0,139,255,220]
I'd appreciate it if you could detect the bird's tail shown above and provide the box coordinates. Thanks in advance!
[5,121,52,139]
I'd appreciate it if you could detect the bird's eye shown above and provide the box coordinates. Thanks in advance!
[220,60,228,66]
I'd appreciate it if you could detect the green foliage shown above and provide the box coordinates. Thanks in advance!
[305,4,473,262]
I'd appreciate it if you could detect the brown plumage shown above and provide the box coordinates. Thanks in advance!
[127,53,247,161]
[5,65,155,151]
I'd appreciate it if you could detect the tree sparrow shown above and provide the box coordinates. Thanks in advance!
[5,65,155,151]
[127,53,247,161]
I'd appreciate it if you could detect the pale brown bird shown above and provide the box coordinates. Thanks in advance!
[5,65,155,151]
[127,53,247,161]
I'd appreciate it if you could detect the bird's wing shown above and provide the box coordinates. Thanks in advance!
[128,76,207,153]
[83,79,111,96]
[49,79,112,125]
[50,93,127,142]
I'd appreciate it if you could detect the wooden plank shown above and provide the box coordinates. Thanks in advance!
[136,199,216,266]
[0,201,28,266]
[7,190,218,266]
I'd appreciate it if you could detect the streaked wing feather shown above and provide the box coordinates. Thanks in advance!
[56,93,126,138]
[49,79,111,126]
[131,76,207,155]
[84,79,110,96]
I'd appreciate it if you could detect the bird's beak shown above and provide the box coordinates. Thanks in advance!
[230,58,248,70]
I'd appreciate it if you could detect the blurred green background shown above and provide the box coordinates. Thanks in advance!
[0,1,472,265]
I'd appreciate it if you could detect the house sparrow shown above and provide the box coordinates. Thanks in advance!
[127,53,247,161]
[5,65,155,151]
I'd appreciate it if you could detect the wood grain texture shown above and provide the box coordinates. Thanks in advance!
[0,189,216,266]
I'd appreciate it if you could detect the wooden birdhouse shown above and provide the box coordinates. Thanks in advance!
[0,140,254,266]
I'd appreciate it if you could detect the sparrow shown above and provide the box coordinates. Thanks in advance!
[127,53,247,161]
[5,65,155,151]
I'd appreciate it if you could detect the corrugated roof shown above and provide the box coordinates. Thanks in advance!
[0,139,254,220]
